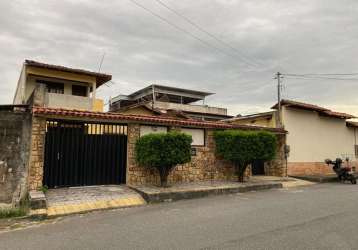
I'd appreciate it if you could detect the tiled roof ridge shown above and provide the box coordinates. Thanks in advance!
[272,99,355,119]
[32,106,286,133]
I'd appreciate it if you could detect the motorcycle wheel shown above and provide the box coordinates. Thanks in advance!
[351,177,357,185]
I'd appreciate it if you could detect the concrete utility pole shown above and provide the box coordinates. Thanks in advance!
[275,72,283,128]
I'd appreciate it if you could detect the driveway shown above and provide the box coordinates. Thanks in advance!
[1,183,358,250]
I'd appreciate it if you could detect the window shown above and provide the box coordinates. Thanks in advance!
[72,85,88,97]
[37,80,64,94]
[140,126,167,137]
[181,128,205,146]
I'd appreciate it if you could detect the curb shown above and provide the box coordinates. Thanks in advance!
[131,182,283,203]
[290,175,338,183]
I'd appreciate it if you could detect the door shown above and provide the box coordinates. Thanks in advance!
[44,120,127,188]
[252,160,265,175]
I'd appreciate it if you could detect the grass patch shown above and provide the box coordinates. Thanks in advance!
[0,207,27,219]
[0,200,29,219]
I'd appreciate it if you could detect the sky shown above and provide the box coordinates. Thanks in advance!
[1,0,358,116]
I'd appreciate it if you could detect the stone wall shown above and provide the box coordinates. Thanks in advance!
[27,116,46,191]
[265,134,287,177]
[0,108,31,205]
[126,124,286,186]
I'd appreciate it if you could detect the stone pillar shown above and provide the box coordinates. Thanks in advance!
[126,123,140,185]
[28,116,46,190]
[265,133,286,177]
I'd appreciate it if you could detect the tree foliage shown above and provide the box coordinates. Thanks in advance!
[135,132,192,187]
[214,130,277,182]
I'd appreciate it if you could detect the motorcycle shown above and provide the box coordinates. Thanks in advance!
[325,158,357,184]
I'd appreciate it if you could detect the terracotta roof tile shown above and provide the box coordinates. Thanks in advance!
[272,99,355,119]
[32,106,286,133]
[25,60,112,87]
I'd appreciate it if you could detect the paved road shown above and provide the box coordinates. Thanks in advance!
[1,183,358,250]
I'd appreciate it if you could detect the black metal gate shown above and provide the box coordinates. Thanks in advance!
[44,120,127,188]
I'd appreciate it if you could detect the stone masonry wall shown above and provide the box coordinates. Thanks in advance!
[27,116,46,191]
[0,109,31,205]
[265,134,286,177]
[127,124,286,186]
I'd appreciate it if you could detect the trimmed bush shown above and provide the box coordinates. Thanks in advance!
[135,132,192,187]
[214,130,277,182]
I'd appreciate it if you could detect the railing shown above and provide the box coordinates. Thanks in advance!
[153,101,227,115]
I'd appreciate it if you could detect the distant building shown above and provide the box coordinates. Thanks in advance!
[109,84,232,121]
[224,99,358,176]
[13,60,111,111]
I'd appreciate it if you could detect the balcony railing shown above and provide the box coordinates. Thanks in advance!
[45,93,93,111]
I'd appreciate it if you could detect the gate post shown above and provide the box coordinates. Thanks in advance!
[28,116,46,190]
[126,124,140,185]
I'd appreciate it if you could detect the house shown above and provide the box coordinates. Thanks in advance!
[109,84,233,121]
[225,99,358,176]
[13,60,112,111]
[0,60,287,206]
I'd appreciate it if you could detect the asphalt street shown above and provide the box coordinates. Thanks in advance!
[1,183,358,250]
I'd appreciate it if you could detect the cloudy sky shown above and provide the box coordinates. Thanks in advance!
[1,0,357,116]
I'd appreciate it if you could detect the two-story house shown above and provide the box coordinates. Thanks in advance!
[109,84,232,121]
[13,60,112,111]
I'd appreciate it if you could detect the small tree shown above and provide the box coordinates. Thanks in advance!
[214,130,277,182]
[135,132,192,187]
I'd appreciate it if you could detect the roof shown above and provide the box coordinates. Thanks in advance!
[111,84,214,105]
[32,106,286,133]
[114,101,233,120]
[128,84,214,98]
[272,99,355,119]
[25,60,112,87]
[346,121,358,128]
[0,104,29,111]
[223,111,275,122]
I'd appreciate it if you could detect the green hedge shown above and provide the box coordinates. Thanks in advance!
[135,132,192,187]
[214,130,277,182]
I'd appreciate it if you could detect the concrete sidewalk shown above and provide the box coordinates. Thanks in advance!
[130,176,312,203]
[44,185,146,217]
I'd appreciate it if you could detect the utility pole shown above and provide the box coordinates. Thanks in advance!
[275,72,283,128]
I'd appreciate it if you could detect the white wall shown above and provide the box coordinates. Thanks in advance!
[140,125,168,137]
[282,106,357,162]
[181,128,205,146]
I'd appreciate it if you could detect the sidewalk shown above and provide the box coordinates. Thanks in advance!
[37,185,146,217]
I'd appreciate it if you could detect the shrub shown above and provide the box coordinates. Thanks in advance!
[135,132,192,187]
[214,130,277,182]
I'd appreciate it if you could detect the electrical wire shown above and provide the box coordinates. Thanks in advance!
[284,75,358,81]
[154,0,261,68]
[128,0,258,69]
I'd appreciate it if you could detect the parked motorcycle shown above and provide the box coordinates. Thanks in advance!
[325,158,357,184]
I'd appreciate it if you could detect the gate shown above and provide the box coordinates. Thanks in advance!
[44,120,127,188]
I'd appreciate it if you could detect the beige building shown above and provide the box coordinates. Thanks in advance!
[225,99,358,176]
[13,60,111,111]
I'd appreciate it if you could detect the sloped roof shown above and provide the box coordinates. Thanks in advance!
[346,121,358,128]
[272,99,355,119]
[223,111,275,122]
[25,60,112,87]
[32,106,286,133]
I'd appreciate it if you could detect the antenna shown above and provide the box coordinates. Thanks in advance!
[98,52,106,73]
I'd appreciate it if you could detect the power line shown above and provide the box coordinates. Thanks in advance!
[284,73,358,76]
[284,75,358,81]
[154,0,261,68]
[128,0,258,69]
